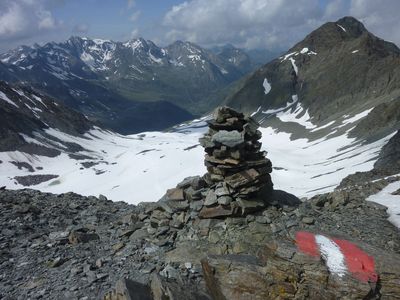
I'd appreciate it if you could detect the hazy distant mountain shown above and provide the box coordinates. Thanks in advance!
[0,38,259,132]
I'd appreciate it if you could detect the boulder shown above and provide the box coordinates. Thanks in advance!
[201,233,400,299]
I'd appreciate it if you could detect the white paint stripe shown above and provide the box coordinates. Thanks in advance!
[315,235,347,277]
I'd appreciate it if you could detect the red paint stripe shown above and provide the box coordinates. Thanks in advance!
[333,238,378,283]
[295,231,319,257]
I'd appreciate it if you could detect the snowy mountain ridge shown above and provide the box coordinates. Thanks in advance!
[0,37,260,133]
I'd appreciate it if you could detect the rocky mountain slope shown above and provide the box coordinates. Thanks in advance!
[0,38,257,133]
[226,16,400,142]
[1,108,400,299]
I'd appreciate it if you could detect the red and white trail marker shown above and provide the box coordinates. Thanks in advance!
[295,231,378,283]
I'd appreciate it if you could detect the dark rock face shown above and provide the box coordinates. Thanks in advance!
[0,80,94,154]
[375,130,400,173]
[225,16,400,141]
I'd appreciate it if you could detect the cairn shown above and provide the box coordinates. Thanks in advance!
[198,106,273,217]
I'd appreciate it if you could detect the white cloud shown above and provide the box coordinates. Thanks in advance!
[158,0,400,49]
[0,0,62,41]
[127,0,135,9]
[130,11,141,22]
[130,28,140,39]
[349,0,400,45]
[161,0,323,49]
[73,23,89,34]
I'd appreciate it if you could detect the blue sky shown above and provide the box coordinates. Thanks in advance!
[0,0,399,53]
[52,0,182,41]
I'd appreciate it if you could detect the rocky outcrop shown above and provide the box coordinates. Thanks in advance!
[202,236,400,300]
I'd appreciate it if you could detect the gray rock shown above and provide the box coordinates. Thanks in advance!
[204,190,218,207]
[159,265,179,280]
[211,130,244,148]
[217,196,232,205]
[302,217,315,224]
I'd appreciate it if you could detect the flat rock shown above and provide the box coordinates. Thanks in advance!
[211,130,244,148]
[225,169,260,189]
[165,188,185,201]
[204,189,218,207]
[236,198,265,214]
[199,204,236,219]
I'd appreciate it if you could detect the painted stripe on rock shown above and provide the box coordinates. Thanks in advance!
[333,238,378,283]
[315,235,347,277]
[295,231,378,283]
[295,231,319,257]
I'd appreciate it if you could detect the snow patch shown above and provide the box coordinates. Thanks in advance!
[289,58,298,75]
[149,51,163,64]
[261,97,297,115]
[338,108,374,128]
[281,51,298,61]
[263,78,271,95]
[337,24,347,32]
[276,103,316,129]
[310,121,336,132]
[367,181,400,228]
[300,47,309,54]
[0,91,19,108]
[250,106,261,117]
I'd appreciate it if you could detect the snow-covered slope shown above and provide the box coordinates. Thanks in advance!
[0,102,394,204]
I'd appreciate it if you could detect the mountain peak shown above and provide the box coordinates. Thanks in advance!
[288,16,369,53]
[335,16,367,38]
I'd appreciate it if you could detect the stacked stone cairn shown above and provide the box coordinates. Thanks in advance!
[198,106,273,217]
[147,106,273,235]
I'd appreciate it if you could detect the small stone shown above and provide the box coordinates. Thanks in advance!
[155,226,170,237]
[212,130,244,148]
[112,242,125,252]
[119,229,136,238]
[302,217,315,225]
[285,219,299,228]
[68,229,99,244]
[208,231,221,243]
[215,184,230,197]
[96,273,108,280]
[218,196,232,205]
[95,258,104,268]
[236,198,265,215]
[160,265,179,279]
[255,216,271,224]
[130,228,149,241]
[204,190,218,206]
[121,213,139,224]
[49,257,65,268]
[199,205,236,219]
[165,188,185,201]
[190,200,204,212]
[184,262,192,269]
[98,194,107,201]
